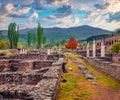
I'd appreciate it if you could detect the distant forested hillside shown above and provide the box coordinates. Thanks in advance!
[1,25,112,42]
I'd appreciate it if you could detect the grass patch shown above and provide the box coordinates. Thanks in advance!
[58,54,94,100]
[96,74,120,90]
[0,49,11,55]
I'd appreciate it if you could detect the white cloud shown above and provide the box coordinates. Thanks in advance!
[5,3,14,12]
[52,0,68,6]
[0,0,119,30]
[73,17,80,25]
[0,3,14,23]
[84,0,120,30]
[41,15,80,28]
[13,7,31,16]
[29,11,38,21]
[105,0,120,13]
[19,0,34,5]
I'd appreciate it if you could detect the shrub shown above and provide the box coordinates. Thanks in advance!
[110,39,120,54]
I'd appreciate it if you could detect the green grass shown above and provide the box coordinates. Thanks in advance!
[73,53,120,90]
[58,56,94,100]
[96,74,120,90]
[0,49,11,55]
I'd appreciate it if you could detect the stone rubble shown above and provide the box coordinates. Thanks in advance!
[0,51,65,100]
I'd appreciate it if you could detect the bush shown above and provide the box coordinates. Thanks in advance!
[110,40,120,54]
[0,40,9,49]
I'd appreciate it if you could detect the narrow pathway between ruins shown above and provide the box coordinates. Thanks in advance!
[58,53,120,100]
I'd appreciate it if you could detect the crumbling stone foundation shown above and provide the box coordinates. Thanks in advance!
[0,51,65,100]
[83,56,120,80]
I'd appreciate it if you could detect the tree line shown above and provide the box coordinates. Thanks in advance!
[0,22,120,53]
[0,22,46,49]
[27,23,46,49]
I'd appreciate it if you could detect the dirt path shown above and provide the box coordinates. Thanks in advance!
[58,53,120,100]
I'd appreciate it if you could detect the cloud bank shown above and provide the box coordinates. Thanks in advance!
[0,0,119,31]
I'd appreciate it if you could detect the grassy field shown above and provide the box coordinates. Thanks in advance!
[58,53,120,100]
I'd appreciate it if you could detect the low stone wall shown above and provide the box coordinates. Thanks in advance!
[83,57,120,80]
[112,54,120,64]
[0,66,63,100]
[0,60,55,72]
[0,68,49,85]
[0,54,47,60]
[33,60,54,70]
[0,57,65,100]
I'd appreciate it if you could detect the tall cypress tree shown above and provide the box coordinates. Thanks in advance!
[13,26,19,49]
[8,22,19,49]
[37,23,43,49]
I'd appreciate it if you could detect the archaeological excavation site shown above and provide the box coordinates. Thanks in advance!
[0,49,66,100]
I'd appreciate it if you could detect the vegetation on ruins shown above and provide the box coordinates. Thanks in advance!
[110,39,120,54]
[8,22,19,49]
[65,37,78,50]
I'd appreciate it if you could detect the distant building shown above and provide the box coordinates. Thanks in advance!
[96,35,120,53]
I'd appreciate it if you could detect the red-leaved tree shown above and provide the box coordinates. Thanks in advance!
[65,37,78,50]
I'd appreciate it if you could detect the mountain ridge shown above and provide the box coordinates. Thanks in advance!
[1,25,112,41]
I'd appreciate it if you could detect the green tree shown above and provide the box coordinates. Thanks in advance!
[59,39,66,45]
[13,26,19,48]
[43,36,46,45]
[115,28,120,35]
[8,22,19,49]
[0,31,2,40]
[27,32,38,48]
[27,32,32,48]
[110,40,120,53]
[32,33,37,47]
[55,41,60,48]
[37,23,44,49]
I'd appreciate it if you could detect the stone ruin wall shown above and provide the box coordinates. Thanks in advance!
[112,54,120,64]
[0,65,63,100]
[83,56,120,80]
[0,52,65,100]
[0,54,47,60]
[0,60,54,72]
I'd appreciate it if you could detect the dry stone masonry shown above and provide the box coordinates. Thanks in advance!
[81,56,120,80]
[0,50,66,100]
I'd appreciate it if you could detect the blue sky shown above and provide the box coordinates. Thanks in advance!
[0,0,120,31]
